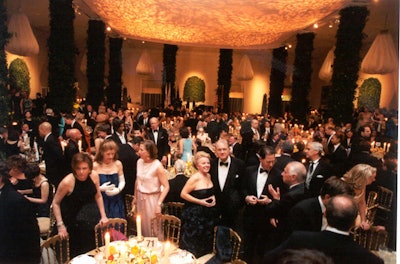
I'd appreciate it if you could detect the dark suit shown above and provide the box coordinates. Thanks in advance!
[288,197,323,232]
[42,133,65,186]
[164,174,188,203]
[64,140,79,174]
[110,132,128,145]
[196,146,216,160]
[0,182,41,263]
[306,158,332,197]
[242,165,285,263]
[231,142,245,161]
[210,157,245,228]
[263,230,383,264]
[274,154,294,172]
[326,144,348,177]
[118,144,139,196]
[147,127,170,161]
[64,121,89,151]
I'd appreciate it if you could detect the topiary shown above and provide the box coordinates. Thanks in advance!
[183,76,205,102]
[9,58,30,96]
[358,77,381,110]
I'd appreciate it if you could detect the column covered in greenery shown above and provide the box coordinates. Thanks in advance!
[48,0,76,113]
[291,32,315,122]
[328,6,369,124]
[107,37,123,109]
[217,49,232,113]
[86,20,105,109]
[268,47,288,117]
[0,0,10,127]
[162,44,178,108]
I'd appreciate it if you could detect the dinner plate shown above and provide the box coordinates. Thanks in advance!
[70,254,96,264]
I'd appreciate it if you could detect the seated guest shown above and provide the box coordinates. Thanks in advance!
[276,249,334,264]
[6,155,31,195]
[24,163,51,217]
[0,161,41,263]
[164,159,188,203]
[263,195,384,264]
[288,176,354,232]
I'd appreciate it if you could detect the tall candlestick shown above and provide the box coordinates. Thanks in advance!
[136,215,142,240]
[383,142,387,152]
[105,232,110,258]
[167,154,171,167]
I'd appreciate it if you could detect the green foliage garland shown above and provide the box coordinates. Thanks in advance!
[162,44,178,108]
[0,0,10,127]
[9,58,30,95]
[47,0,77,113]
[217,49,232,113]
[183,76,205,102]
[328,6,369,124]
[86,20,105,109]
[291,33,315,122]
[268,47,288,117]
[358,77,381,110]
[107,37,123,109]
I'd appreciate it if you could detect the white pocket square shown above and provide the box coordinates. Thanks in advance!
[235,174,239,178]
[316,175,324,178]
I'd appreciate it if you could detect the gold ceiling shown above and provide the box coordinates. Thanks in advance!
[82,0,354,49]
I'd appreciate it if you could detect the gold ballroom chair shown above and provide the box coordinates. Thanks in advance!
[124,194,136,235]
[352,226,388,251]
[40,234,70,264]
[37,184,56,239]
[150,214,181,245]
[163,202,185,218]
[365,191,379,225]
[94,218,127,248]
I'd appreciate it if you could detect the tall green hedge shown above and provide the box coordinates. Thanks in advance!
[0,0,10,127]
[217,49,232,113]
[268,47,288,117]
[9,58,30,95]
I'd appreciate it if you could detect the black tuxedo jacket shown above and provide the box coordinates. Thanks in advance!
[64,140,79,174]
[231,142,245,161]
[242,165,286,231]
[263,230,383,264]
[165,174,189,203]
[274,154,294,172]
[43,133,65,186]
[326,144,348,177]
[118,144,139,196]
[147,127,170,160]
[110,132,128,145]
[288,197,323,232]
[210,157,245,227]
[307,158,332,197]
[64,121,89,151]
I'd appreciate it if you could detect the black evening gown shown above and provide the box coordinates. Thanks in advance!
[60,175,100,258]
[179,188,217,258]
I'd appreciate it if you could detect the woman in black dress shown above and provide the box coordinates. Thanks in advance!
[52,153,108,258]
[179,151,217,258]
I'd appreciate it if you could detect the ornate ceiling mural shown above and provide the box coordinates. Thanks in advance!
[82,0,353,49]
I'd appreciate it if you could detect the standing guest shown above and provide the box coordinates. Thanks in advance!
[94,140,126,218]
[263,195,384,264]
[93,123,112,155]
[63,114,89,152]
[180,151,217,258]
[194,138,216,160]
[304,141,332,197]
[210,139,245,228]
[291,141,307,162]
[130,136,144,156]
[134,140,170,236]
[147,117,170,165]
[52,153,108,258]
[241,118,260,162]
[351,125,372,155]
[24,163,51,217]
[178,126,195,161]
[39,121,66,187]
[341,164,377,230]
[119,141,139,197]
[325,132,348,177]
[0,161,41,263]
[164,159,188,203]
[111,118,128,145]
[242,145,285,264]
[64,128,82,174]
[274,140,295,172]
[228,133,245,161]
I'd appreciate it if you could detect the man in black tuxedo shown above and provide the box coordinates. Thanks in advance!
[241,118,260,165]
[263,195,384,264]
[325,133,348,177]
[137,111,150,127]
[111,118,128,145]
[0,161,41,263]
[195,138,216,160]
[119,141,139,197]
[63,114,89,152]
[147,117,170,165]
[274,140,295,172]
[39,122,66,187]
[242,145,285,264]
[210,139,245,229]
[304,141,332,197]
[64,128,81,174]
[228,133,245,161]
[288,176,354,233]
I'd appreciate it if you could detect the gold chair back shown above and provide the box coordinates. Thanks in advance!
[377,186,393,212]
[352,226,388,251]
[212,226,242,262]
[151,214,181,245]
[94,218,127,248]
[40,234,70,264]
[163,202,184,218]
[124,194,135,217]
[366,191,379,225]
[38,184,56,239]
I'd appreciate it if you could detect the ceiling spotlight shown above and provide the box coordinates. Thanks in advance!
[288,44,292,49]
[106,26,112,32]
[141,41,145,44]
[313,23,319,29]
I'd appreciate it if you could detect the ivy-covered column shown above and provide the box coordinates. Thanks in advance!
[217,49,232,113]
[162,44,178,108]
[107,37,123,109]
[328,6,369,125]
[48,0,76,113]
[0,0,10,127]
[291,32,315,123]
[86,20,105,110]
[268,47,288,117]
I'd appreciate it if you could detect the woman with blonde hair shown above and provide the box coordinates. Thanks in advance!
[341,164,377,230]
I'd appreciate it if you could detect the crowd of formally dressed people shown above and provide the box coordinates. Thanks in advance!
[0,100,397,263]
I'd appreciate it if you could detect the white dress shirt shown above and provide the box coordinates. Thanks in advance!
[218,156,231,191]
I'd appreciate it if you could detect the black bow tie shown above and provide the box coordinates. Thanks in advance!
[220,162,229,167]
[259,168,267,174]
[153,130,158,133]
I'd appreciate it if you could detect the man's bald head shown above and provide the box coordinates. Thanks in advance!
[326,195,358,232]
[39,122,52,137]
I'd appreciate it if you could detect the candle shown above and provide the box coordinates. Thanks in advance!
[383,142,387,151]
[136,215,142,239]
[167,154,171,167]
[387,143,391,153]
[164,241,171,256]
[105,232,110,258]
[78,140,82,152]
[371,141,375,149]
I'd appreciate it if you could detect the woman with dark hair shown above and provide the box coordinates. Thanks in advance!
[94,140,125,218]
[52,152,108,258]
[178,126,196,161]
[6,154,31,194]
[24,163,51,217]
[134,140,170,236]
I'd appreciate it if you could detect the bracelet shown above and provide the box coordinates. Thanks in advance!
[57,221,64,227]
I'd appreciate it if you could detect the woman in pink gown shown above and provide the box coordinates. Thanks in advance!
[134,140,170,236]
